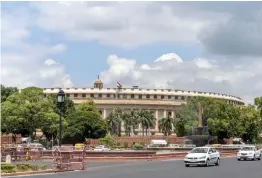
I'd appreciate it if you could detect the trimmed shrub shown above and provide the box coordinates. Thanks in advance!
[140,142,145,146]
[1,163,16,173]
[38,164,47,170]
[1,163,48,173]
[116,142,121,146]
[16,164,31,172]
[124,142,128,148]
[132,143,144,150]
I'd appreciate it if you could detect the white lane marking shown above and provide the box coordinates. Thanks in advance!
[4,172,55,178]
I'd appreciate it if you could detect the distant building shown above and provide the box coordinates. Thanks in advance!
[43,76,245,135]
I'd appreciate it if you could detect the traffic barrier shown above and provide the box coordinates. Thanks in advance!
[52,145,86,171]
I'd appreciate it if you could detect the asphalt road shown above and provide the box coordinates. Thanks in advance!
[8,158,262,178]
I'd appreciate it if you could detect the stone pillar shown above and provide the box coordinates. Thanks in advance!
[171,110,175,131]
[171,111,174,119]
[103,108,107,119]
[155,110,159,130]
[164,110,167,118]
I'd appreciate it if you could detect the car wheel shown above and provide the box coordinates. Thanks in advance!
[237,159,241,161]
[252,155,256,161]
[258,154,261,161]
[215,158,220,166]
[206,159,210,167]
[185,164,189,167]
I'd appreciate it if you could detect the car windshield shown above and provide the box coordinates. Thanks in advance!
[241,147,254,151]
[190,148,208,153]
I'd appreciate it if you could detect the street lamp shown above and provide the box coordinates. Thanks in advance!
[57,89,65,147]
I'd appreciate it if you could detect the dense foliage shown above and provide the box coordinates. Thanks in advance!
[106,107,155,136]
[1,84,261,144]
[171,96,262,143]
[1,85,108,144]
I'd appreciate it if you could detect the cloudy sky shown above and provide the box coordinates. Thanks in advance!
[1,1,262,103]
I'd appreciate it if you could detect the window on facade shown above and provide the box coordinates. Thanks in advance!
[146,94,150,99]
[107,94,110,98]
[181,96,185,100]
[98,94,102,98]
[168,95,171,99]
[139,94,142,99]
[175,96,178,100]
[74,94,78,97]
[90,94,94,98]
[168,112,172,117]
[131,94,134,98]
[154,95,157,99]
[161,95,164,99]
[82,94,86,98]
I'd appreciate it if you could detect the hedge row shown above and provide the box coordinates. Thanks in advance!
[1,163,47,173]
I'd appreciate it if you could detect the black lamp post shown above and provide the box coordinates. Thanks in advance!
[57,89,65,147]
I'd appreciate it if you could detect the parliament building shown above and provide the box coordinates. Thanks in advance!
[43,77,245,134]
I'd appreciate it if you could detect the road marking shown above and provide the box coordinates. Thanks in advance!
[5,173,55,178]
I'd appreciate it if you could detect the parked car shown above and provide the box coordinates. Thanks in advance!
[237,145,261,161]
[93,145,110,151]
[184,147,220,167]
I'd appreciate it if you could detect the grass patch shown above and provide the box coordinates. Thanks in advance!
[1,163,48,173]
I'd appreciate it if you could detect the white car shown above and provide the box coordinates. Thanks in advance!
[184,147,220,167]
[237,145,261,161]
[93,145,110,151]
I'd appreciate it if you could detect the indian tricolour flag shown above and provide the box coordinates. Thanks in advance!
[117,82,122,88]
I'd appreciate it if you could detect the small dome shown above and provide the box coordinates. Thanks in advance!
[94,75,103,84]
[94,79,103,84]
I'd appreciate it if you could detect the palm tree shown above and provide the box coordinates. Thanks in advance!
[158,116,173,136]
[130,109,140,135]
[138,110,155,136]
[106,107,123,136]
[122,112,132,136]
[106,112,119,136]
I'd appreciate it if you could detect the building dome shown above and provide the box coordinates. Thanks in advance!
[94,75,103,89]
[94,79,103,84]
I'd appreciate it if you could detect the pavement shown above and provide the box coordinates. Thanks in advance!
[6,158,262,178]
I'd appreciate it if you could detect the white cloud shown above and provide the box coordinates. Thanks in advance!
[31,2,230,48]
[1,8,73,89]
[44,59,57,66]
[155,53,183,63]
[100,53,262,104]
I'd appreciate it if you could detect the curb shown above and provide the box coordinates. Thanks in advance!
[1,169,55,177]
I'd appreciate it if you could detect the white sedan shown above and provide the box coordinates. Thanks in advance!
[237,145,261,161]
[93,145,110,151]
[184,147,220,167]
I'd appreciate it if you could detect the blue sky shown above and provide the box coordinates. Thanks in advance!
[1,1,262,103]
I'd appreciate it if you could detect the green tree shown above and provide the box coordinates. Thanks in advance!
[63,100,108,143]
[158,116,173,136]
[1,87,57,141]
[1,84,19,103]
[122,112,133,136]
[173,103,198,137]
[106,107,122,137]
[238,105,261,143]
[255,96,262,119]
[137,110,155,136]
[46,94,75,119]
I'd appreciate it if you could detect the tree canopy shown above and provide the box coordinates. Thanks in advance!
[62,100,108,143]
